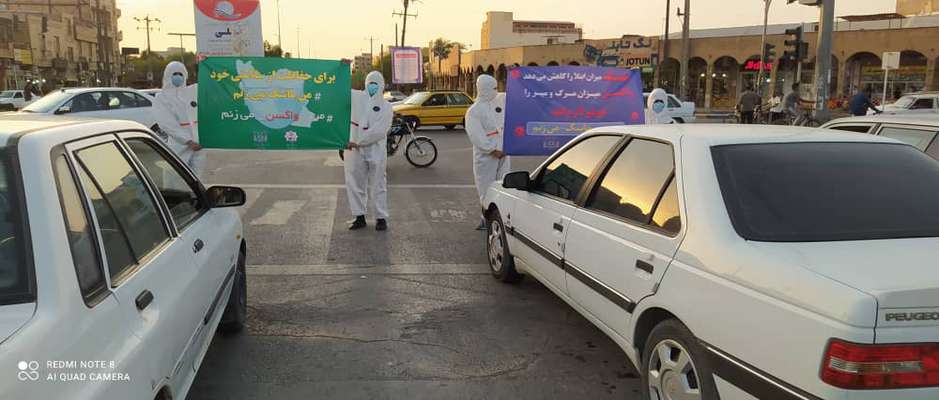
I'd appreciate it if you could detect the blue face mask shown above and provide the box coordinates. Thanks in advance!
[367,83,380,97]
[171,75,185,87]
[652,101,666,113]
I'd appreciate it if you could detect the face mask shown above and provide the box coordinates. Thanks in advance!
[367,83,380,97]
[171,75,185,87]
[653,101,666,113]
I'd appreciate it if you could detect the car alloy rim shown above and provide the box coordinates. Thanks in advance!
[647,339,702,400]
[487,220,504,273]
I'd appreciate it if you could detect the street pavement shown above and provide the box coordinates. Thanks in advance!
[186,128,642,400]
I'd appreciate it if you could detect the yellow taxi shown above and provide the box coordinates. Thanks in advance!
[392,91,474,130]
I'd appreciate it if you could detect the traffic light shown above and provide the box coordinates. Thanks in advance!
[783,26,807,61]
[763,43,777,65]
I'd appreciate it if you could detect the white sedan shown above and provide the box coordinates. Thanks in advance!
[483,124,939,399]
[19,87,159,128]
[0,115,247,399]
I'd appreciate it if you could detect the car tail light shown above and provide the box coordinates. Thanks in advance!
[821,339,939,389]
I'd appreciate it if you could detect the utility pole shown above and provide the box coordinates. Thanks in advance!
[168,33,196,61]
[366,36,375,58]
[657,0,671,87]
[134,16,160,56]
[134,16,160,87]
[395,23,399,47]
[814,0,835,121]
[757,0,772,96]
[393,0,418,47]
[297,27,301,58]
[678,0,690,100]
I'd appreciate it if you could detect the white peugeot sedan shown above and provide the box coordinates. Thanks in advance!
[0,115,247,399]
[18,87,159,128]
[483,125,939,400]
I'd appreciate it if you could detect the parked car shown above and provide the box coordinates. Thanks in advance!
[384,90,407,104]
[392,90,474,129]
[875,91,939,115]
[0,90,36,111]
[643,92,696,123]
[0,114,248,400]
[822,114,939,161]
[483,124,939,400]
[19,87,159,128]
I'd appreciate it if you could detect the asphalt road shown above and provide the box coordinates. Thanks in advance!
[186,128,642,400]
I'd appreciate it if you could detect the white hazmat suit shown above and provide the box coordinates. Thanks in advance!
[645,88,675,125]
[344,71,394,221]
[465,75,511,210]
[153,61,205,177]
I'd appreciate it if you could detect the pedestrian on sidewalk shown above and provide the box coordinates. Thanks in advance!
[737,85,761,124]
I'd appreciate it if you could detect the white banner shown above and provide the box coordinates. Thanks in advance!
[391,47,423,85]
[194,0,264,59]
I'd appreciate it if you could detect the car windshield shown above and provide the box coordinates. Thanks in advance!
[893,96,916,108]
[402,93,429,105]
[712,142,939,242]
[21,91,71,113]
[0,147,33,304]
[0,91,14,99]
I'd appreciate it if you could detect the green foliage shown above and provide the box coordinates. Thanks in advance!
[124,51,198,88]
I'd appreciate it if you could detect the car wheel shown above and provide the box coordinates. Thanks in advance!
[444,124,456,130]
[487,209,522,284]
[674,118,685,124]
[641,320,718,400]
[219,247,247,335]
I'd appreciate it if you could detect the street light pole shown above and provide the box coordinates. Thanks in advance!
[757,0,772,97]
[276,0,283,49]
[657,0,671,88]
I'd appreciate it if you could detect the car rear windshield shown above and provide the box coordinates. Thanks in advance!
[0,147,33,304]
[712,142,939,242]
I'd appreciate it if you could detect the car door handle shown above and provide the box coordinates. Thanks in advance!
[552,222,564,232]
[193,239,204,253]
[636,260,655,274]
[135,290,154,311]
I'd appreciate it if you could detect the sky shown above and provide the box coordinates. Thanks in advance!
[116,0,897,59]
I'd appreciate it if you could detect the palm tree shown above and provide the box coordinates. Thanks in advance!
[431,38,453,89]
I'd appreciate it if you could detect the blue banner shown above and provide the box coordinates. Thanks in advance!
[504,66,645,156]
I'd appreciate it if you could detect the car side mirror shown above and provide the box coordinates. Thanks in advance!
[206,186,246,208]
[54,106,71,115]
[503,171,532,191]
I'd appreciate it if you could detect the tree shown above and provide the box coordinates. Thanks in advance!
[264,40,284,58]
[431,38,453,88]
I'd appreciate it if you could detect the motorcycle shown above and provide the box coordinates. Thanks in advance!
[339,115,438,168]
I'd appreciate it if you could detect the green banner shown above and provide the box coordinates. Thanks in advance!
[198,57,350,150]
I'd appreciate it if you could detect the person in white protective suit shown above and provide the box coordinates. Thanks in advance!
[344,71,394,231]
[153,61,205,177]
[465,74,510,230]
[645,88,675,125]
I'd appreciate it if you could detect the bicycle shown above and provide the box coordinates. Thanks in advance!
[339,115,438,168]
[771,108,820,127]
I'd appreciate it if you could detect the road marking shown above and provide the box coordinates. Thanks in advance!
[238,188,264,216]
[213,183,476,189]
[250,200,306,225]
[247,264,491,276]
